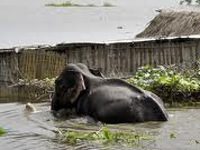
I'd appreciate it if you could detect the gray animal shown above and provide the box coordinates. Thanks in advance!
[51,63,168,123]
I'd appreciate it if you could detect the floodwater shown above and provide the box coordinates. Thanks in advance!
[0,0,180,48]
[0,102,200,150]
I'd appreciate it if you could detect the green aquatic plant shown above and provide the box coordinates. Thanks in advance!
[45,2,83,7]
[45,1,115,7]
[170,133,176,139]
[180,0,200,5]
[0,127,6,136]
[103,2,115,7]
[127,65,200,105]
[195,140,200,144]
[60,126,152,146]
[127,65,180,91]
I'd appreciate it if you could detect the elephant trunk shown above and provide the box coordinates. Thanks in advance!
[51,95,60,111]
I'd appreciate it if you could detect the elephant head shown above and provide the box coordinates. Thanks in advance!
[51,63,104,111]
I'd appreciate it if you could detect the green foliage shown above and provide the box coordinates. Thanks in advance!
[0,127,6,136]
[195,140,200,144]
[180,0,200,5]
[127,65,175,90]
[61,126,151,146]
[45,2,83,7]
[170,133,176,139]
[103,2,115,7]
[127,65,200,104]
[45,2,115,7]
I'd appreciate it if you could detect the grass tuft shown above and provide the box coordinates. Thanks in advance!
[103,2,115,7]
[45,2,82,7]
[0,127,6,136]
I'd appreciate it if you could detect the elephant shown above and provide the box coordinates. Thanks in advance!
[51,63,168,123]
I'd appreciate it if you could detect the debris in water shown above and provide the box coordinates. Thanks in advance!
[25,102,37,112]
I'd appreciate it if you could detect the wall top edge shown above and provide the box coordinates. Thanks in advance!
[1,35,200,53]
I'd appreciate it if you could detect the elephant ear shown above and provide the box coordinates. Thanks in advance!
[68,72,86,103]
[89,68,105,78]
[61,71,86,104]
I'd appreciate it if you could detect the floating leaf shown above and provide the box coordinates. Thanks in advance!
[60,126,152,146]
[170,133,176,139]
[0,127,6,136]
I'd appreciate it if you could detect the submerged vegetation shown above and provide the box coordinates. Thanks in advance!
[127,65,200,105]
[45,2,115,7]
[0,127,6,136]
[59,126,152,146]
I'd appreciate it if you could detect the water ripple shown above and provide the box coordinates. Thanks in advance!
[1,103,200,150]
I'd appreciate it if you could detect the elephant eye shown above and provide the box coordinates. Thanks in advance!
[55,79,64,90]
[60,81,68,89]
[55,78,61,84]
[59,84,66,89]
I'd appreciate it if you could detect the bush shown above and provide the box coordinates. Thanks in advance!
[180,0,200,5]
[127,65,200,104]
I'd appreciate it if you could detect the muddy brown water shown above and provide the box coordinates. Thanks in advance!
[0,102,200,150]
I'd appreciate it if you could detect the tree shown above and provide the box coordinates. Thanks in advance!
[180,0,200,5]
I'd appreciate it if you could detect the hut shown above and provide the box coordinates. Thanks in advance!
[136,9,200,38]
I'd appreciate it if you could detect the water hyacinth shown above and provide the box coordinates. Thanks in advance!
[127,65,200,105]
[60,126,152,146]
[0,127,6,136]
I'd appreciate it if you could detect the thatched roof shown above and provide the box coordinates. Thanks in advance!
[136,9,200,38]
